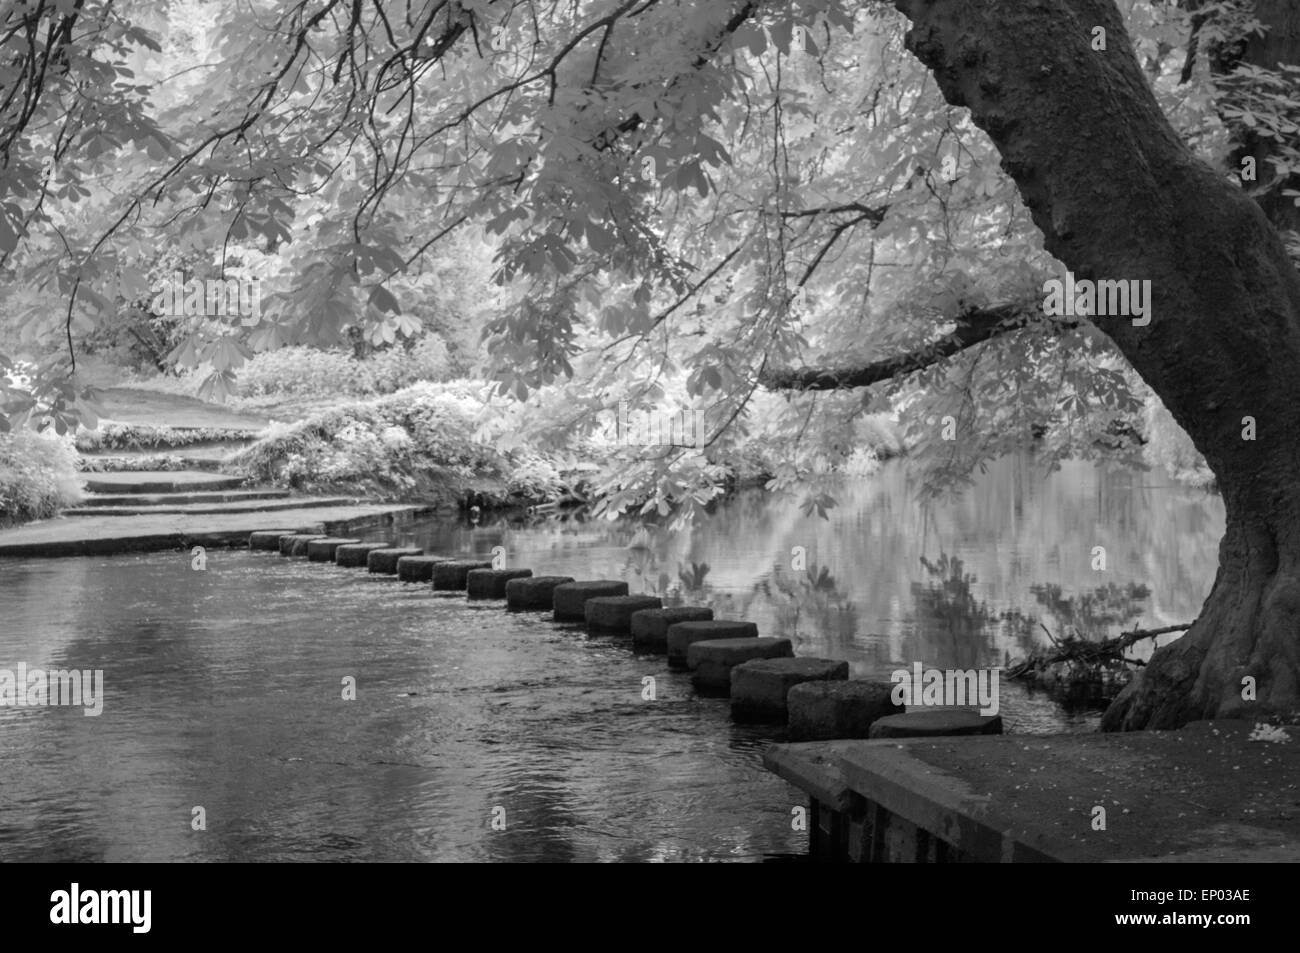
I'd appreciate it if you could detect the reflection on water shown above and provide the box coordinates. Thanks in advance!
[0,453,1223,861]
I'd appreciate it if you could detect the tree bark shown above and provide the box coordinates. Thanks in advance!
[889,0,1300,728]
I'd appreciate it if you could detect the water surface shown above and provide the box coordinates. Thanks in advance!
[0,454,1223,861]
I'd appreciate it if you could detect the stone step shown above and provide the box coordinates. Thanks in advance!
[367,548,426,574]
[630,607,714,654]
[432,560,493,591]
[84,489,291,507]
[79,456,226,473]
[552,580,630,622]
[687,637,794,695]
[467,568,533,600]
[0,504,432,558]
[67,496,356,516]
[666,620,758,670]
[730,657,851,723]
[79,471,247,494]
[867,711,1004,739]
[585,595,663,635]
[505,575,576,611]
[787,681,900,741]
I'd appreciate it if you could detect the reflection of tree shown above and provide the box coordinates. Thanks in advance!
[1024,582,1150,641]
[754,563,859,652]
[908,554,1000,670]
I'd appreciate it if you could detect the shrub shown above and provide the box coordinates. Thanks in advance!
[0,431,84,525]
[233,336,453,400]
[224,381,503,498]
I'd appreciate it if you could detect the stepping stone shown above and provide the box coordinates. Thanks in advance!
[367,547,424,574]
[505,575,576,611]
[630,607,714,654]
[867,710,1004,739]
[335,542,393,567]
[306,537,361,562]
[787,680,900,741]
[552,580,629,622]
[432,560,494,591]
[280,533,326,556]
[730,657,851,723]
[687,637,794,695]
[467,568,534,599]
[80,470,245,495]
[665,620,758,670]
[585,595,663,635]
[249,530,297,551]
[397,555,448,582]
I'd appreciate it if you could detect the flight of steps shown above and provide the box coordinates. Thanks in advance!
[70,426,358,518]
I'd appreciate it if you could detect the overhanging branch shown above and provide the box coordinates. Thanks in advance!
[760,302,1063,391]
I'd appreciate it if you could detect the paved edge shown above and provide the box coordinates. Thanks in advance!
[0,505,440,557]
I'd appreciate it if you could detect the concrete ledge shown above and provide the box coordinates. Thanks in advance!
[249,530,297,551]
[687,637,794,695]
[788,680,899,741]
[432,559,493,591]
[763,721,1300,862]
[868,711,1003,739]
[762,740,864,814]
[584,595,663,635]
[367,547,424,574]
[630,607,714,654]
[730,657,850,723]
[334,542,393,567]
[397,555,448,582]
[505,575,575,611]
[467,568,534,599]
[280,533,326,556]
[553,580,629,622]
[665,620,758,670]
[0,505,432,559]
[306,537,361,562]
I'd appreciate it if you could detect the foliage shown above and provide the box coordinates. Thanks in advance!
[1142,393,1216,488]
[0,0,1291,521]
[233,337,453,400]
[75,423,260,451]
[0,431,83,525]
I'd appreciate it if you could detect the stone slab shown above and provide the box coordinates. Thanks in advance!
[584,595,664,635]
[687,637,794,695]
[467,568,534,599]
[630,607,714,654]
[552,580,629,622]
[367,547,425,574]
[788,680,900,741]
[868,711,1003,739]
[665,620,759,670]
[505,576,576,611]
[432,560,493,591]
[730,657,850,722]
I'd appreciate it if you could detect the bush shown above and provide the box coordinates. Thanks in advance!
[0,431,84,525]
[224,381,503,498]
[233,337,452,400]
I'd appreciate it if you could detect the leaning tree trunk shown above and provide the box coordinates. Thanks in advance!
[889,0,1300,729]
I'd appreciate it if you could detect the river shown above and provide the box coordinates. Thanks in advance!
[0,454,1223,861]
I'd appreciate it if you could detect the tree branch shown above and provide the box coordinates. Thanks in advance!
[760,302,1049,391]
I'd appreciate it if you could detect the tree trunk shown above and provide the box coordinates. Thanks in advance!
[889,0,1300,728]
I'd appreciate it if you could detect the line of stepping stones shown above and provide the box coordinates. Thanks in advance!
[250,530,1004,740]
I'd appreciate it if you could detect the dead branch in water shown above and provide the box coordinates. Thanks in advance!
[1006,622,1193,680]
